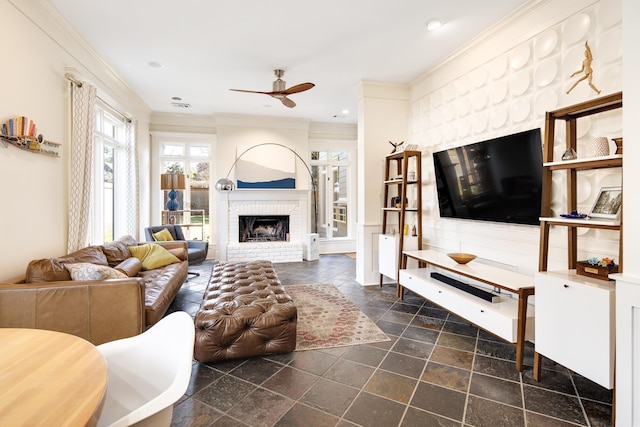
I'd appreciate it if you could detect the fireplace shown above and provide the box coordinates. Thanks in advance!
[239,215,289,242]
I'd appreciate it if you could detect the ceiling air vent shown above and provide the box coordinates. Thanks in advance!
[171,102,191,109]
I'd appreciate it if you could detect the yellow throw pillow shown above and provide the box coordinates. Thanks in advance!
[152,228,174,242]
[128,244,181,270]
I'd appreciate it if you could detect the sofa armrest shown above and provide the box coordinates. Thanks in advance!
[0,278,145,345]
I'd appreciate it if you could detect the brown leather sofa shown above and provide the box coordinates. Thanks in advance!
[0,235,188,345]
[194,260,297,363]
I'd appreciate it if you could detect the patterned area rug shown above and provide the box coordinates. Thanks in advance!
[286,284,389,351]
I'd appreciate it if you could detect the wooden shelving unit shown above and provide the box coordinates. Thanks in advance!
[534,91,622,391]
[379,150,422,285]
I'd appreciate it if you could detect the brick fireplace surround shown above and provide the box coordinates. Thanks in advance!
[221,189,310,262]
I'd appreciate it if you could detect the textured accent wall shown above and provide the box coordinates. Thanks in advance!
[411,0,622,274]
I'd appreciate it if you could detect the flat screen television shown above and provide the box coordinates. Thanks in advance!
[433,128,543,225]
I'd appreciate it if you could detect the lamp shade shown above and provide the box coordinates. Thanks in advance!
[160,174,186,190]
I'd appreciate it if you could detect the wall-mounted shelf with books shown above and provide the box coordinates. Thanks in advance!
[0,135,61,157]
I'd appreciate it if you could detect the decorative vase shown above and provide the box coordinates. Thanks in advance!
[561,147,577,161]
[586,137,610,158]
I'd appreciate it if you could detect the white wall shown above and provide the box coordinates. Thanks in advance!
[409,0,623,276]
[0,0,150,280]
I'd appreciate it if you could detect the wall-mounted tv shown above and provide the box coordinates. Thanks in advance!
[433,128,543,225]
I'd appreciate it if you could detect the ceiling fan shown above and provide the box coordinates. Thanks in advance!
[230,69,315,108]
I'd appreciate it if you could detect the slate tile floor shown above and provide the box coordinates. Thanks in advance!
[167,255,613,427]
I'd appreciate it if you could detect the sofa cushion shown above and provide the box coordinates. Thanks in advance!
[25,246,108,283]
[152,228,174,242]
[114,257,143,277]
[101,235,138,266]
[65,263,128,281]
[129,244,181,270]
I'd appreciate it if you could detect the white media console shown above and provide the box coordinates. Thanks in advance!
[398,250,535,371]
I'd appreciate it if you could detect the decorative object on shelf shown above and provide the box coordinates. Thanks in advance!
[589,186,622,220]
[1,116,60,157]
[586,136,610,158]
[447,253,477,264]
[561,147,577,160]
[411,224,417,236]
[566,40,601,95]
[388,140,404,154]
[560,210,589,219]
[408,170,416,181]
[612,137,622,154]
[160,173,186,211]
[576,257,618,281]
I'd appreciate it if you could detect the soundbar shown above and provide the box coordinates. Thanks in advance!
[430,272,500,303]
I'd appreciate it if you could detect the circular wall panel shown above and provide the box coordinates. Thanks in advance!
[534,89,559,116]
[490,80,509,104]
[509,97,531,123]
[510,44,531,69]
[510,70,531,96]
[490,55,508,79]
[599,29,622,63]
[535,29,558,59]
[535,58,558,87]
[563,13,591,45]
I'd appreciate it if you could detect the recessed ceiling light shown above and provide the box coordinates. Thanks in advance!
[426,19,443,31]
[341,109,350,115]
[148,61,164,68]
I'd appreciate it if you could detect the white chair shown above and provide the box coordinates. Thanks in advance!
[96,311,195,427]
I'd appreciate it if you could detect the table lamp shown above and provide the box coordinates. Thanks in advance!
[160,173,186,211]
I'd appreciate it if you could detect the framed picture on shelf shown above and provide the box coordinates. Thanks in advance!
[589,186,622,220]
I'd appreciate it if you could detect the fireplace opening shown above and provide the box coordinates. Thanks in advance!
[239,215,289,242]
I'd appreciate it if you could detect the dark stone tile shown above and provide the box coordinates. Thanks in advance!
[523,384,586,425]
[380,310,415,325]
[364,369,418,403]
[380,351,426,379]
[410,381,466,421]
[366,298,395,311]
[390,301,421,314]
[300,378,359,416]
[185,362,224,396]
[464,395,525,427]
[210,415,249,427]
[475,338,516,361]
[437,332,477,352]
[193,375,256,412]
[205,358,248,373]
[401,325,440,343]
[391,337,434,358]
[322,359,375,388]
[343,391,406,427]
[430,345,474,370]
[368,334,398,350]
[341,344,388,367]
[582,399,613,427]
[262,366,319,400]
[441,320,478,338]
[469,373,522,407]
[227,387,294,427]
[375,319,407,336]
[289,350,338,375]
[521,367,575,395]
[526,411,583,427]
[171,397,223,427]
[473,354,520,382]
[400,406,460,427]
[410,314,445,331]
[230,358,283,384]
[573,374,614,404]
[417,305,450,320]
[421,362,470,392]
[358,305,389,320]
[274,403,340,427]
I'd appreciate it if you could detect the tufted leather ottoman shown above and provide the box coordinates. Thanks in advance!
[194,260,297,363]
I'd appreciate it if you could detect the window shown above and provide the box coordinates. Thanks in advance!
[91,101,128,243]
[311,148,352,240]
[159,140,211,241]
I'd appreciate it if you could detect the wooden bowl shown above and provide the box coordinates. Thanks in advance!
[447,253,477,264]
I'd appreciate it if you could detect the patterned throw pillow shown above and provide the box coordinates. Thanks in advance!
[152,228,174,242]
[128,244,181,270]
[64,262,128,281]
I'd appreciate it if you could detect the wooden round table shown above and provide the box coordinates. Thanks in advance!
[0,328,108,427]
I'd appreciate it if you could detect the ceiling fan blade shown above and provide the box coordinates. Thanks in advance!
[280,96,296,108]
[229,88,272,95]
[282,82,315,95]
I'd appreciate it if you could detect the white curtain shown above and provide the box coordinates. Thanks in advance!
[68,82,97,253]
[123,119,139,238]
